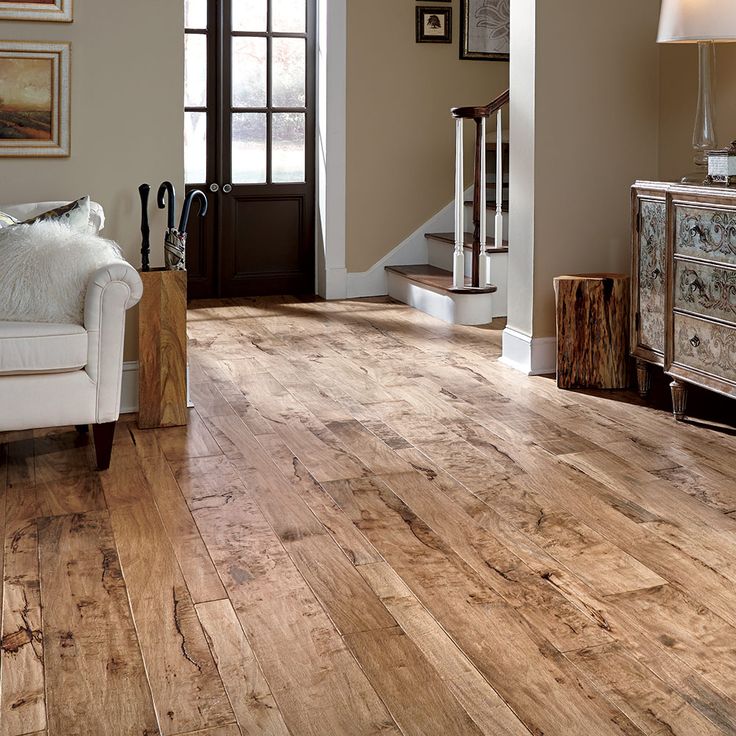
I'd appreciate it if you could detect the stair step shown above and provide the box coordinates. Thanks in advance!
[385,265,497,295]
[424,232,509,252]
[464,200,509,212]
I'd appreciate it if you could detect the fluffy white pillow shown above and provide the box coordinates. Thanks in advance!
[0,220,124,325]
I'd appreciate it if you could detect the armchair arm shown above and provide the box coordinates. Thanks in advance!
[84,262,143,423]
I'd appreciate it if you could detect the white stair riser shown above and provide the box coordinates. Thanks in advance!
[387,272,494,326]
[427,243,508,319]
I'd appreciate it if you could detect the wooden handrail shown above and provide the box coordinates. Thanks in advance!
[452,89,509,290]
[451,88,509,120]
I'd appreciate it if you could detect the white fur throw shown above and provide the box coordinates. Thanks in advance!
[0,220,124,325]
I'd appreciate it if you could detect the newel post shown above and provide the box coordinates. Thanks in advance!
[453,117,465,290]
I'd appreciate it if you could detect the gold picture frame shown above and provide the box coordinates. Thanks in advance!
[0,41,70,158]
[0,0,72,23]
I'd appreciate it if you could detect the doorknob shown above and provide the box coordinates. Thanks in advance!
[223,184,232,194]
[209,183,220,193]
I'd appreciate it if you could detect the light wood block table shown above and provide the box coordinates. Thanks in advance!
[137,269,188,428]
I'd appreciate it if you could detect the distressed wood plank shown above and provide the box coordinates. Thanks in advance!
[102,469,234,735]
[196,599,290,736]
[39,512,160,735]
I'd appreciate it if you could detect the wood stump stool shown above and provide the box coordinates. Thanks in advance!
[553,273,630,390]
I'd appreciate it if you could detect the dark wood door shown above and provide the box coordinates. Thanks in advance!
[184,0,315,299]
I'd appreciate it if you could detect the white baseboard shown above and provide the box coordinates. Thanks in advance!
[321,266,348,300]
[346,192,471,298]
[120,361,139,414]
[500,327,556,376]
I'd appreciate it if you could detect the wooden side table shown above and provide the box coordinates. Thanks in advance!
[137,269,188,429]
[554,273,630,390]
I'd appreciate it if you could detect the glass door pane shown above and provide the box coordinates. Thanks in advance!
[272,112,305,182]
[232,113,267,183]
[233,0,267,31]
[185,0,207,28]
[185,34,207,107]
[232,37,267,107]
[271,38,305,107]
[272,0,305,32]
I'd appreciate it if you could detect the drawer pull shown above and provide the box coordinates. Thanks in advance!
[690,335,701,348]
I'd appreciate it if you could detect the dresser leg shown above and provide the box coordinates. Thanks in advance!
[636,360,651,398]
[670,380,688,422]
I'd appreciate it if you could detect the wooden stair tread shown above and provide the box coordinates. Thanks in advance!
[424,232,509,253]
[385,265,498,295]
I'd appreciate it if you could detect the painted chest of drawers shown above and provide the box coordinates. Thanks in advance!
[632,181,736,420]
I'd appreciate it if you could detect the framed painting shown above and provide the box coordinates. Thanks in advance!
[0,0,72,22]
[0,42,70,157]
[416,6,452,44]
[461,0,509,61]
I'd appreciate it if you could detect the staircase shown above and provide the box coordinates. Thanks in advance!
[386,91,510,325]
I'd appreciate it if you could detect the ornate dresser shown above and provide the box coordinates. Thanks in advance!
[632,181,736,420]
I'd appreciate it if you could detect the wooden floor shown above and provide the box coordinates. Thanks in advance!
[4,296,736,735]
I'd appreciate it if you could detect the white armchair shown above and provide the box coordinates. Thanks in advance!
[0,202,142,469]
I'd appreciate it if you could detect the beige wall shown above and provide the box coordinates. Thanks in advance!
[346,0,508,274]
[0,0,184,360]
[660,44,736,180]
[508,0,660,339]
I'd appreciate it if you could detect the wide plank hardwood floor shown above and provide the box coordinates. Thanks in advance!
[3,295,736,735]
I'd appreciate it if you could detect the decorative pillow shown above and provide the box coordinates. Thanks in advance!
[0,211,18,229]
[0,220,124,325]
[20,196,92,231]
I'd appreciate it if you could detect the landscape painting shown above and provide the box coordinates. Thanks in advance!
[461,0,510,61]
[0,43,70,157]
[0,0,72,22]
[0,58,53,142]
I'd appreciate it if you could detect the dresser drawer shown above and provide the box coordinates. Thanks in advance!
[672,313,736,383]
[674,205,736,265]
[674,260,736,325]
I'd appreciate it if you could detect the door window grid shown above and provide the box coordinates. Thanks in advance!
[230,1,307,184]
[183,0,308,185]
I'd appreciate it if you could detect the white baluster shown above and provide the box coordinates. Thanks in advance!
[495,108,504,254]
[454,118,465,289]
[479,117,491,286]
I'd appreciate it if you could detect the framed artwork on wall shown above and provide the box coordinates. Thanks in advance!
[0,42,70,158]
[416,7,452,44]
[460,0,509,61]
[0,0,72,22]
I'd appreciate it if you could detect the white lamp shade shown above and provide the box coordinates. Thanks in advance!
[658,0,736,42]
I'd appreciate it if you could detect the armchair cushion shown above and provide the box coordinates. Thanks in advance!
[0,321,87,375]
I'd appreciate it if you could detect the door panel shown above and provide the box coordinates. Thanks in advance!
[184,0,315,299]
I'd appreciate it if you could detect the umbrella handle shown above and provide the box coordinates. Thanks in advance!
[139,183,151,272]
[178,189,208,235]
[157,181,176,231]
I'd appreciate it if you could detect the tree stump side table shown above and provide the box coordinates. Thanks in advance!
[553,273,630,390]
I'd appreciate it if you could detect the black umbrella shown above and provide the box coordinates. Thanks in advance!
[179,190,208,235]
[138,183,151,272]
[157,181,185,271]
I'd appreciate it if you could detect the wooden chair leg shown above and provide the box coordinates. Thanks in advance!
[92,421,117,471]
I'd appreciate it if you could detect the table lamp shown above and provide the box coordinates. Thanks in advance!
[658,0,736,181]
